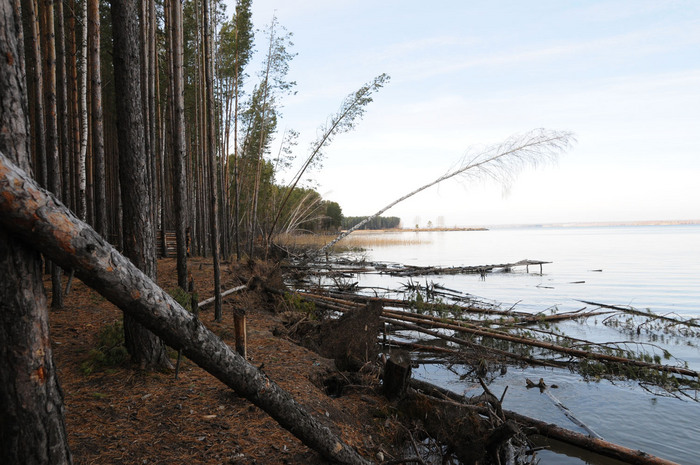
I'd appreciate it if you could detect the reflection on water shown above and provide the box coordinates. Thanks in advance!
[352,225,700,465]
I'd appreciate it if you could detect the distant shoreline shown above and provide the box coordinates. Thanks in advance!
[347,220,700,234]
[488,219,700,229]
[351,227,488,234]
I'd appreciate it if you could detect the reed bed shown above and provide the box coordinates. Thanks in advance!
[275,231,430,252]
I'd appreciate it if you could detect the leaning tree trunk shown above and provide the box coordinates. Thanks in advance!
[0,152,372,465]
[111,0,171,370]
[0,1,72,462]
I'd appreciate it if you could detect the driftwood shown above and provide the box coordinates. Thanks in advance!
[0,152,371,465]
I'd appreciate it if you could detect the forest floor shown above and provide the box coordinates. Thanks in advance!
[48,256,403,465]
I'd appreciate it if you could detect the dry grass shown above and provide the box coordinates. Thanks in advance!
[275,230,430,251]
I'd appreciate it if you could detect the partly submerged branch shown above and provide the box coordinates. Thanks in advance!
[317,128,576,256]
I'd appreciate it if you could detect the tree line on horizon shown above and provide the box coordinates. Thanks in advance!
[341,215,401,230]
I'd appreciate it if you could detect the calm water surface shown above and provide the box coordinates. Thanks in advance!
[352,225,700,465]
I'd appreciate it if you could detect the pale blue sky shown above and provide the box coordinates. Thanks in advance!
[232,0,700,227]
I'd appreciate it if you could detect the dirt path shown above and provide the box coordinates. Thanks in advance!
[49,257,398,464]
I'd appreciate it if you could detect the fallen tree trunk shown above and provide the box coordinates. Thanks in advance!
[0,152,371,465]
[198,283,248,308]
[499,406,679,465]
[577,300,700,330]
[405,379,680,465]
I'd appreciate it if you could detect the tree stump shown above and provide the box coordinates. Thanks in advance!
[383,350,411,400]
[234,307,247,358]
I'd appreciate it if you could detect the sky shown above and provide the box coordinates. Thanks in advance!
[228,0,700,227]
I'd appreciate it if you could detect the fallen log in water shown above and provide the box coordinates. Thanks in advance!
[0,152,371,465]
[291,291,699,381]
[385,259,552,277]
[404,381,681,465]
[310,290,523,317]
[382,316,563,368]
[501,406,680,464]
[578,300,700,330]
[381,309,699,379]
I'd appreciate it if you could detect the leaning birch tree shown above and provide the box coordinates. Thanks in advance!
[318,129,576,255]
[266,73,390,248]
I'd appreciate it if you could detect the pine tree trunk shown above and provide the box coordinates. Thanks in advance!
[56,0,71,210]
[148,0,158,242]
[111,0,171,370]
[203,0,222,319]
[88,0,106,237]
[68,0,80,214]
[26,0,47,188]
[42,0,64,309]
[77,0,87,221]
[0,2,72,461]
[169,0,189,289]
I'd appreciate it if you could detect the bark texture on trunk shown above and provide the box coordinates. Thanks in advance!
[0,2,72,462]
[88,0,106,237]
[43,0,64,309]
[111,0,170,370]
[26,0,47,188]
[0,153,371,465]
[203,0,222,319]
[169,0,189,289]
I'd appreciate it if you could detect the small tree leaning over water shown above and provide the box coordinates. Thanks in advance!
[317,128,576,255]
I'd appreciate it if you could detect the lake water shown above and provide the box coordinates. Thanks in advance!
[348,225,700,465]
